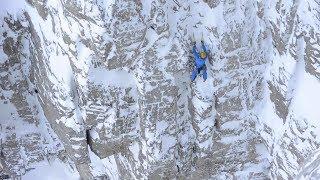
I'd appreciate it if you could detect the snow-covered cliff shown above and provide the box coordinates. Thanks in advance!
[0,0,319,179]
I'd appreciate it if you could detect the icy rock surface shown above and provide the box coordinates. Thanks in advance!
[0,0,319,179]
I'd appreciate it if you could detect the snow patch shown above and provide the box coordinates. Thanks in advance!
[0,0,26,18]
[290,72,320,134]
[49,54,73,85]
[22,159,80,180]
[56,116,82,133]
[89,68,137,88]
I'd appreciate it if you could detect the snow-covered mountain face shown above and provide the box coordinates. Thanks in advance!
[0,0,319,179]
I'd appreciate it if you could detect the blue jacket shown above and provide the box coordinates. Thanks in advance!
[191,42,208,81]
[193,43,208,69]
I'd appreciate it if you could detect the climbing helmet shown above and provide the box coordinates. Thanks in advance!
[200,51,207,59]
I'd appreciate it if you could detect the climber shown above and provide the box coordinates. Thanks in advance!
[191,40,208,82]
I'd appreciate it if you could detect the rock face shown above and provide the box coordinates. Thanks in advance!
[0,0,319,179]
